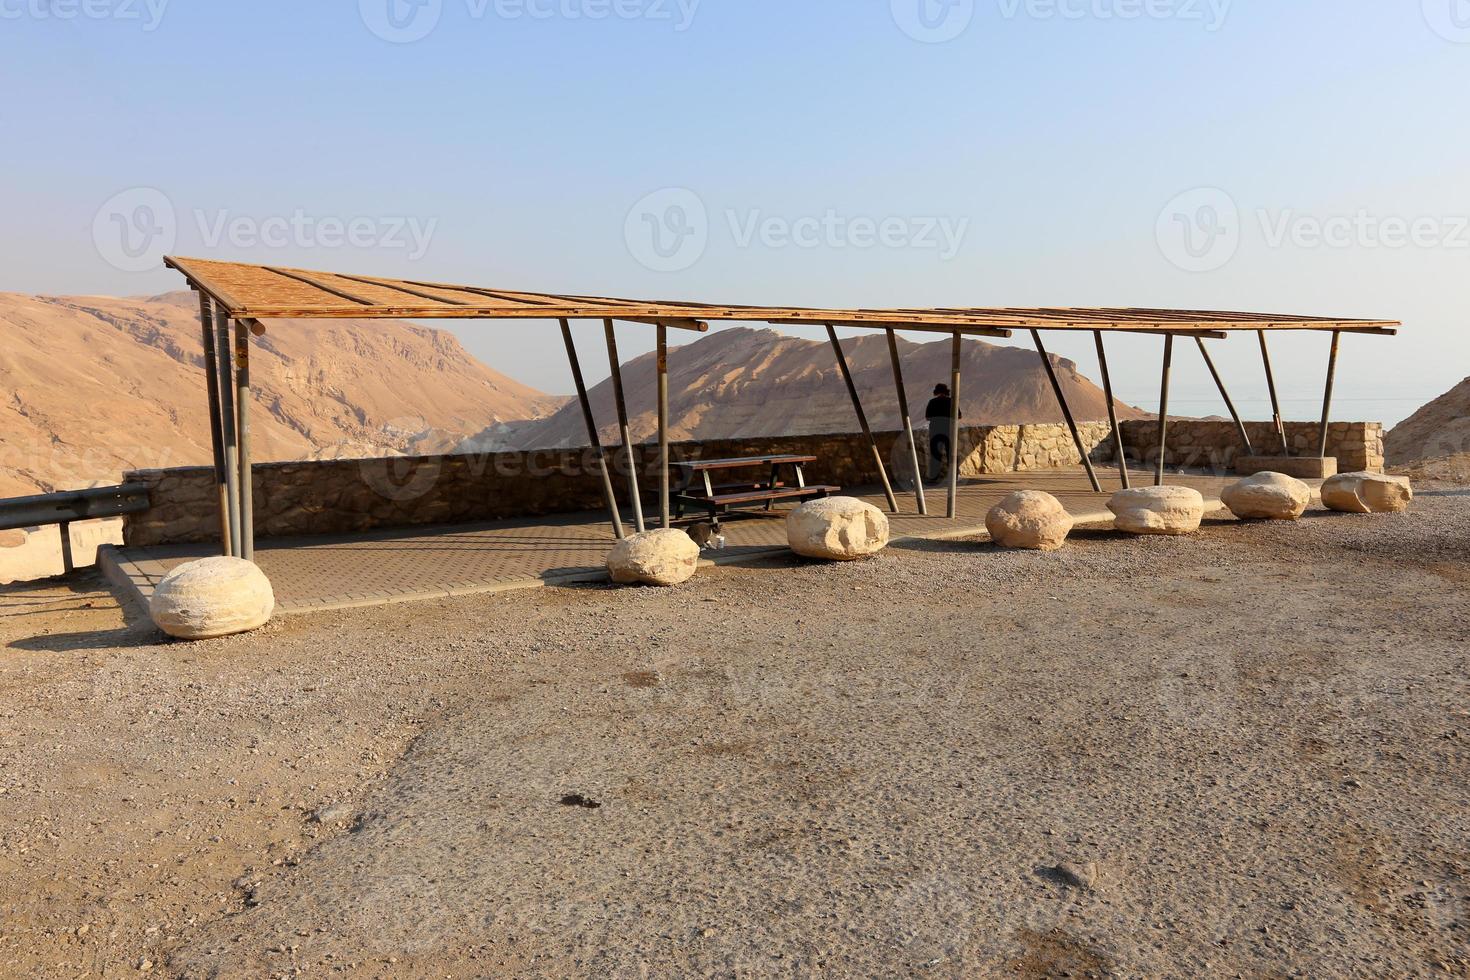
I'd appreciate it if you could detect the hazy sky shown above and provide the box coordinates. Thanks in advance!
[3,0,1467,426]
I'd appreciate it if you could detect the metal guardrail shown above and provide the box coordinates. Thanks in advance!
[0,483,151,573]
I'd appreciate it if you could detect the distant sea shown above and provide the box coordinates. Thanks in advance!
[1123,385,1432,431]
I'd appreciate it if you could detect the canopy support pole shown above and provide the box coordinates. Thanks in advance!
[234,321,255,561]
[886,329,926,515]
[1156,335,1175,486]
[215,307,242,555]
[197,292,232,556]
[1195,337,1253,456]
[1258,330,1290,456]
[603,319,645,534]
[1030,329,1102,493]
[1319,329,1341,459]
[559,319,625,540]
[1093,330,1130,490]
[947,332,962,519]
[826,326,898,513]
[657,324,671,529]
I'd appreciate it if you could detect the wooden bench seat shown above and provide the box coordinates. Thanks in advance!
[697,485,840,507]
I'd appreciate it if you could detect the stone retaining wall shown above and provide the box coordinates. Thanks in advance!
[1112,420,1384,474]
[121,420,1383,546]
[123,423,1106,546]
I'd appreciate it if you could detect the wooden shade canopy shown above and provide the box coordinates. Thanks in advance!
[165,256,1399,338]
[169,254,1399,563]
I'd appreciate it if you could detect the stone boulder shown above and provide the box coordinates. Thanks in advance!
[787,497,890,561]
[1221,472,1311,520]
[606,529,702,586]
[1321,473,1413,514]
[1108,486,1205,536]
[149,557,275,640]
[985,490,1073,551]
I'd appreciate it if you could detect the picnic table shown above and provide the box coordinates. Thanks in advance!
[671,454,838,528]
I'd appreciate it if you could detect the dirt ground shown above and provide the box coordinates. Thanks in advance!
[1,489,1467,979]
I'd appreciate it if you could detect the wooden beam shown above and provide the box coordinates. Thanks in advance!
[887,329,926,515]
[559,319,625,540]
[826,326,898,513]
[1030,330,1102,493]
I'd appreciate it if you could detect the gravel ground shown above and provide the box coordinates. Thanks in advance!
[1,491,1468,979]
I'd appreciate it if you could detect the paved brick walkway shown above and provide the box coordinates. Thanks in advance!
[102,469,1238,615]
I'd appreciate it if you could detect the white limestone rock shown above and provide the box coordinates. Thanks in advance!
[1321,472,1413,514]
[985,490,1074,551]
[1221,472,1312,521]
[787,496,890,561]
[606,529,702,586]
[149,557,275,640]
[1108,486,1205,536]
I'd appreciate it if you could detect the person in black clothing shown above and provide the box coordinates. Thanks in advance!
[924,384,961,482]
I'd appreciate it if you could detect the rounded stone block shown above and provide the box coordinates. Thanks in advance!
[1108,486,1205,536]
[1321,473,1413,514]
[986,490,1073,552]
[149,557,275,640]
[1221,472,1312,521]
[787,496,890,561]
[606,529,701,587]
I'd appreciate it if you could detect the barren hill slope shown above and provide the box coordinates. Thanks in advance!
[0,291,562,497]
[1385,377,1470,466]
[472,327,1145,450]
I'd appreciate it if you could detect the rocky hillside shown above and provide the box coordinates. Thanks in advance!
[1385,377,1470,483]
[465,327,1146,451]
[1386,377,1470,465]
[0,291,562,498]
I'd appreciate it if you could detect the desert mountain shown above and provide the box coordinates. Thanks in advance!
[0,291,562,498]
[1385,377,1470,478]
[468,327,1146,451]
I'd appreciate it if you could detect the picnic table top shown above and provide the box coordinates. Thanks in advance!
[673,454,817,471]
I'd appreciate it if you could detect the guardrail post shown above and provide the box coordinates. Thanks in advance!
[235,320,255,561]
[215,308,241,555]
[58,522,74,574]
[198,292,232,555]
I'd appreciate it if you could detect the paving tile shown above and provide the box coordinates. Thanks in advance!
[107,469,1235,615]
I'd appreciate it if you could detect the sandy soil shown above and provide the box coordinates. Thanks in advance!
[1,492,1467,979]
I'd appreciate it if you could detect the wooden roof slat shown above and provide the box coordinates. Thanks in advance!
[163,257,1401,336]
[264,267,379,307]
[333,274,473,306]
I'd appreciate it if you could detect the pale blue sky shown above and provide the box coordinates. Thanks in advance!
[3,0,1467,425]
